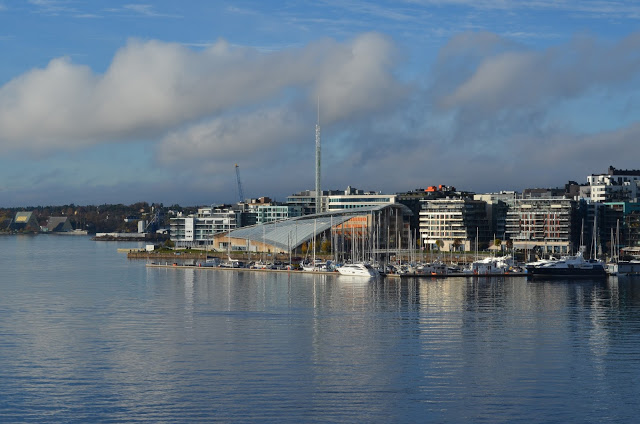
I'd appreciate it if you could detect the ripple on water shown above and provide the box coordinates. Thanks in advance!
[2,237,640,422]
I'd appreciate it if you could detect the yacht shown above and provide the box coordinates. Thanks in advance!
[337,263,379,278]
[199,257,221,267]
[416,262,448,275]
[469,255,522,275]
[302,259,331,272]
[525,251,606,278]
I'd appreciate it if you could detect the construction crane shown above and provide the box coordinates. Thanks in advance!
[235,163,245,203]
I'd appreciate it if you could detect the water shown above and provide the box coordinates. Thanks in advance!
[2,235,640,423]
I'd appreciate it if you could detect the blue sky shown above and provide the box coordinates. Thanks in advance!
[1,1,640,207]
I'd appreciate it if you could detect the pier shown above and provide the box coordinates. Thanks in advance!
[145,262,527,278]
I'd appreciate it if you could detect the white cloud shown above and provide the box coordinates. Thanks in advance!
[314,33,407,123]
[121,4,182,18]
[0,33,404,157]
[432,32,640,143]
[3,27,640,203]
[28,0,77,15]
[156,106,307,168]
[408,0,640,15]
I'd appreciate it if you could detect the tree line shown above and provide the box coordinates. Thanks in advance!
[0,202,197,233]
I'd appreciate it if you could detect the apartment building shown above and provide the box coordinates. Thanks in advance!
[170,206,239,248]
[504,197,577,254]
[419,198,490,251]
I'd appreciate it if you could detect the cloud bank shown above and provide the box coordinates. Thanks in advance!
[1,30,640,205]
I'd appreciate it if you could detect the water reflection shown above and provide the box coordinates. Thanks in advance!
[3,235,640,423]
[140,270,640,420]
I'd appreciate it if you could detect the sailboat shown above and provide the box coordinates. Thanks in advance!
[302,219,329,271]
[608,219,640,276]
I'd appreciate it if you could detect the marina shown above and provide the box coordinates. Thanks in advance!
[145,260,530,278]
[2,1,640,422]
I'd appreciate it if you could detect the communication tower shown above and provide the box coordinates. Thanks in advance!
[235,163,245,203]
[315,98,321,213]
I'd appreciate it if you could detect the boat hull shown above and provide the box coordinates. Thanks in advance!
[337,264,378,278]
[526,266,607,278]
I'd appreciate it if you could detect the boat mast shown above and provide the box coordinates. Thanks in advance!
[616,219,620,263]
[593,204,598,260]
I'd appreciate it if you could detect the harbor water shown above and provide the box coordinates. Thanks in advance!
[2,235,640,423]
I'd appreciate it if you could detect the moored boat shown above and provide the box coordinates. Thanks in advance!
[418,262,448,275]
[525,251,606,278]
[337,263,379,277]
[468,255,522,275]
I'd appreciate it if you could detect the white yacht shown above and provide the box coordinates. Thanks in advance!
[525,251,606,278]
[337,263,379,278]
[469,255,521,275]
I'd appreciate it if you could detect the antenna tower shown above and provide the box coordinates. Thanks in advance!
[315,98,321,213]
[235,163,245,203]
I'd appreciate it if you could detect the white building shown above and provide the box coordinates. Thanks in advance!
[586,166,640,203]
[286,186,396,214]
[326,186,396,211]
[419,198,490,251]
[170,206,239,248]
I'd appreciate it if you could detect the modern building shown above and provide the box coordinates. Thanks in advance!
[326,186,396,211]
[286,189,344,215]
[504,197,577,254]
[170,206,240,248]
[522,187,566,198]
[396,185,466,233]
[249,203,304,224]
[418,198,490,252]
[41,217,73,232]
[9,211,39,231]
[595,201,640,255]
[586,166,640,203]
[624,209,640,251]
[474,191,516,241]
[212,204,413,262]
[286,186,395,215]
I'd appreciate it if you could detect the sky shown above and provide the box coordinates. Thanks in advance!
[1,1,640,207]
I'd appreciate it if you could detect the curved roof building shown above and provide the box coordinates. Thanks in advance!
[212,204,412,254]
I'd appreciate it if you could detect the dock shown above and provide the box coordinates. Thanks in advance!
[146,262,339,276]
[145,262,527,278]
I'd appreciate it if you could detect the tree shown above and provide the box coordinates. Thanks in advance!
[321,239,331,254]
[435,239,444,251]
[301,242,308,255]
[494,238,502,251]
[453,238,462,252]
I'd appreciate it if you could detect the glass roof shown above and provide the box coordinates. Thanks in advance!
[227,204,412,251]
